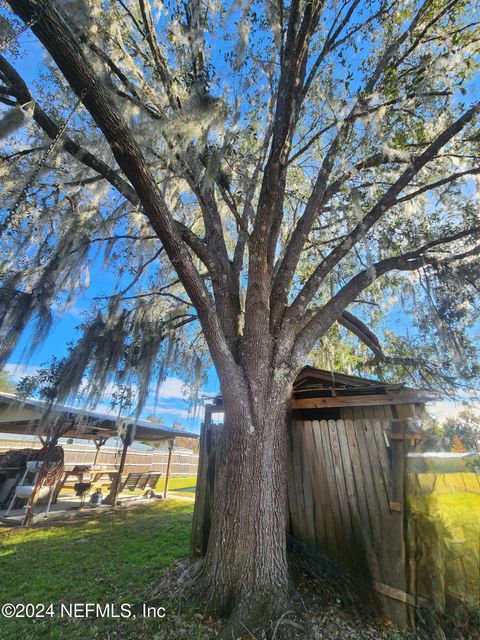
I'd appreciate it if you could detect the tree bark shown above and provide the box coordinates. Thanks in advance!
[197,370,293,636]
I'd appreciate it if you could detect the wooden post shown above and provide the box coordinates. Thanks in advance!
[103,425,132,506]
[390,417,407,511]
[93,437,107,465]
[191,405,213,555]
[22,424,62,526]
[163,438,175,499]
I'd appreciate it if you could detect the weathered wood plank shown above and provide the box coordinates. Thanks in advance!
[353,419,385,545]
[327,419,355,551]
[361,405,376,420]
[352,406,366,421]
[372,405,387,420]
[390,417,406,508]
[372,419,392,502]
[344,418,381,577]
[292,392,435,409]
[335,419,369,573]
[301,421,317,547]
[366,414,408,629]
[364,419,390,508]
[302,420,326,549]
[311,420,336,554]
[319,419,346,557]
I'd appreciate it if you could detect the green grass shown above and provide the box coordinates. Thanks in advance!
[413,471,480,494]
[165,475,197,499]
[0,500,199,640]
[421,491,480,604]
[407,472,480,608]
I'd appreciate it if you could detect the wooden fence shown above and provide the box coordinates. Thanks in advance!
[0,437,199,477]
[406,456,480,619]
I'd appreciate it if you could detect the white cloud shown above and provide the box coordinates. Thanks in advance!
[4,362,41,381]
[89,377,188,401]
[427,401,480,423]
[156,377,187,399]
[150,406,192,419]
[5,364,195,417]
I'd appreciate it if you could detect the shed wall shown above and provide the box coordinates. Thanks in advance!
[288,412,412,628]
[192,402,423,629]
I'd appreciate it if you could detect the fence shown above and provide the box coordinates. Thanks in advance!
[0,437,198,477]
[406,452,480,626]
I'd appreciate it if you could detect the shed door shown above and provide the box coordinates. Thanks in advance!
[288,417,409,628]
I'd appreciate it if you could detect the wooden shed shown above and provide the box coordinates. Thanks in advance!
[192,366,437,629]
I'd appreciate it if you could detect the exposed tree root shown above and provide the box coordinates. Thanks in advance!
[151,557,475,640]
[213,590,294,640]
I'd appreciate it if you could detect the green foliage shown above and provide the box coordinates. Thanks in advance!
[310,324,369,375]
[0,368,15,392]
[407,472,480,621]
[168,475,197,497]
[443,409,480,451]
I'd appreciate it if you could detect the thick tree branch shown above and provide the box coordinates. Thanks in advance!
[270,0,445,330]
[291,225,480,364]
[0,53,217,276]
[245,0,325,364]
[337,310,385,359]
[0,53,139,204]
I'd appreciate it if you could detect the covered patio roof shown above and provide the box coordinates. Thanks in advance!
[0,392,198,443]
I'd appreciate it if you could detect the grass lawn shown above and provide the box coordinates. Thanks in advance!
[62,474,198,500]
[0,499,205,640]
[166,475,197,499]
[407,472,480,608]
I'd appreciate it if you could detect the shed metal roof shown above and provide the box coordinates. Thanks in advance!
[211,366,438,409]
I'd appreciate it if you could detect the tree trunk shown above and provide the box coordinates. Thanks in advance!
[197,371,293,636]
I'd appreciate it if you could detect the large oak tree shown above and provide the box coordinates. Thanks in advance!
[1,0,479,634]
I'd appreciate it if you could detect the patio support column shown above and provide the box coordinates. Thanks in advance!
[22,423,63,526]
[163,438,175,499]
[104,425,132,506]
[93,437,107,465]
